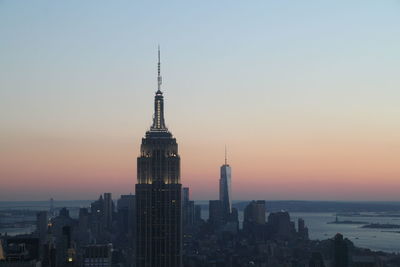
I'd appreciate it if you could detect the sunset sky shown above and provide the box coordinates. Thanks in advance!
[1,1,400,201]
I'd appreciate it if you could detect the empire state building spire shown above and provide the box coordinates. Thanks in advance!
[157,45,162,92]
[136,47,182,267]
[151,46,167,131]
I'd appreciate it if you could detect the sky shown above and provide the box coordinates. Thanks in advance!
[1,1,400,201]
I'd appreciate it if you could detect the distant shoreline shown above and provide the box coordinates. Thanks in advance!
[2,200,400,213]
[362,223,400,229]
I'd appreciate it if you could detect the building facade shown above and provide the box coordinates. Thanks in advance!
[83,244,112,267]
[243,200,266,228]
[182,188,195,229]
[135,49,182,267]
[103,193,113,231]
[208,200,223,227]
[36,211,48,245]
[219,152,232,221]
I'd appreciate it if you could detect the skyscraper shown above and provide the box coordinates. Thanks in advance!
[219,147,232,221]
[208,200,223,227]
[135,48,182,267]
[243,200,266,228]
[182,187,189,204]
[36,211,48,245]
[117,194,136,239]
[182,187,195,229]
[298,218,309,240]
[103,193,113,230]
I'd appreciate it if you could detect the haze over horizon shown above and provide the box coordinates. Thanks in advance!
[1,1,400,201]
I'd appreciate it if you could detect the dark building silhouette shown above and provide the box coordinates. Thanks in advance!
[49,198,55,218]
[183,187,189,204]
[88,193,114,242]
[243,200,266,239]
[59,208,70,218]
[62,226,75,264]
[77,208,89,245]
[229,207,239,223]
[298,218,309,240]
[208,200,223,227]
[117,194,136,239]
[135,48,182,267]
[226,207,239,232]
[334,233,349,267]
[243,200,266,231]
[90,195,104,239]
[268,211,296,240]
[182,188,195,230]
[309,252,326,267]
[102,193,113,231]
[186,201,194,225]
[51,207,76,267]
[91,195,104,216]
[194,205,202,224]
[36,211,48,245]
[219,149,231,223]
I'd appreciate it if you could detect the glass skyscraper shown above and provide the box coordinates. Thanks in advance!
[219,151,232,220]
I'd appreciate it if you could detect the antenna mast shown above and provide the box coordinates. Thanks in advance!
[225,145,227,165]
[157,45,162,91]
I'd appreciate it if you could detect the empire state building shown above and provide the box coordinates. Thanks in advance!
[135,49,182,267]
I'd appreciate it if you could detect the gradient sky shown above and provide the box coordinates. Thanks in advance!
[1,1,400,201]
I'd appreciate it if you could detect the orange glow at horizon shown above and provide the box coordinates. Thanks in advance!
[1,123,399,201]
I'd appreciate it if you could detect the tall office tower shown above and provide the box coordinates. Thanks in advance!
[77,208,90,245]
[186,201,195,226]
[117,194,136,239]
[298,218,309,240]
[242,201,266,240]
[103,193,113,230]
[268,211,296,240]
[62,226,76,265]
[243,200,266,233]
[78,208,89,233]
[219,148,232,221]
[182,187,195,229]
[208,200,223,227]
[194,205,202,223]
[90,195,104,238]
[136,48,182,267]
[182,187,189,203]
[91,195,104,215]
[36,211,48,245]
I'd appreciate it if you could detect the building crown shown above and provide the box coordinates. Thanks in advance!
[150,46,168,132]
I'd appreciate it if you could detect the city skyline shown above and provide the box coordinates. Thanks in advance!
[1,1,400,201]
